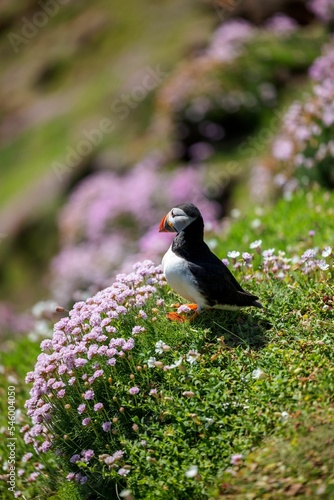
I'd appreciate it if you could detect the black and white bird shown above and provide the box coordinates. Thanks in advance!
[159,202,262,320]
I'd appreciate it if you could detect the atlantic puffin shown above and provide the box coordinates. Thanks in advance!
[159,202,262,320]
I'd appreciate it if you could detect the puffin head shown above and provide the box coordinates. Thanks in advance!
[159,203,203,233]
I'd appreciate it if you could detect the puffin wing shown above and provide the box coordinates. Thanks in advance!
[187,259,260,308]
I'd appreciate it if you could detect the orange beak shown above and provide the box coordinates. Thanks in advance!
[159,213,174,232]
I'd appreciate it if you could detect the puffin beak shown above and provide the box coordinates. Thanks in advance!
[159,213,174,232]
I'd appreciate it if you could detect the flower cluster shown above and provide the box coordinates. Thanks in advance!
[50,157,219,304]
[206,19,255,63]
[224,241,333,280]
[264,13,298,36]
[308,0,334,22]
[157,18,256,116]
[155,15,321,166]
[271,40,334,190]
[24,261,164,455]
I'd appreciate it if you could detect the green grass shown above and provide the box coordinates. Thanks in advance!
[0,186,333,499]
[216,187,334,255]
[218,409,334,499]
[0,336,47,498]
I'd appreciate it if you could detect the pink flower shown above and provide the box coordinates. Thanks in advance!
[93,369,104,379]
[132,326,146,335]
[309,0,334,22]
[28,472,39,482]
[94,402,103,412]
[242,252,252,264]
[231,453,243,465]
[40,440,52,452]
[272,136,294,161]
[112,450,124,461]
[77,404,86,414]
[22,452,33,462]
[81,449,94,463]
[83,390,94,400]
[129,386,140,395]
[265,13,298,34]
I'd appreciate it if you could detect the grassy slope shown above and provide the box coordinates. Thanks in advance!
[0,0,213,208]
[0,187,333,499]
[218,189,334,254]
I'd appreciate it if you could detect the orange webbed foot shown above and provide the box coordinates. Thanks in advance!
[166,312,186,322]
[166,303,199,322]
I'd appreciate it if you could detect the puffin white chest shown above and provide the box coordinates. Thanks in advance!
[162,246,206,308]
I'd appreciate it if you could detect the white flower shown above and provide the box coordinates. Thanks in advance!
[155,340,169,354]
[252,368,266,379]
[186,350,199,364]
[317,260,329,271]
[165,357,183,370]
[250,218,262,229]
[119,490,132,498]
[147,357,156,368]
[322,246,332,258]
[250,239,262,249]
[230,208,241,219]
[204,417,214,427]
[31,300,59,319]
[117,468,130,476]
[185,465,198,478]
[281,411,289,422]
[7,374,18,385]
[227,250,240,259]
[207,238,218,250]
[291,255,300,264]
